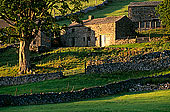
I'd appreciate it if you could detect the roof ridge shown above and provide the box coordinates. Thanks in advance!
[129,1,162,7]
[69,15,125,27]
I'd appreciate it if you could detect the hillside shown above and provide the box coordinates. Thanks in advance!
[0,0,170,111]
[1,37,170,95]
[58,0,163,25]
[1,37,170,77]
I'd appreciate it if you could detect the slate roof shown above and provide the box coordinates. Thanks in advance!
[0,20,10,28]
[69,16,124,27]
[128,1,162,7]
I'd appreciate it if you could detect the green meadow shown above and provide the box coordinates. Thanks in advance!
[58,0,163,25]
[1,36,170,77]
[0,0,170,111]
[1,90,170,112]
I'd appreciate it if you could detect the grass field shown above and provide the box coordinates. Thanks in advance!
[1,68,170,95]
[1,90,170,112]
[139,28,170,38]
[58,0,163,25]
[1,37,170,77]
[0,0,170,111]
[51,0,104,16]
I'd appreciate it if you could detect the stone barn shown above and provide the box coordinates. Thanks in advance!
[61,25,95,47]
[61,15,136,47]
[0,20,51,51]
[128,1,162,30]
[29,31,51,52]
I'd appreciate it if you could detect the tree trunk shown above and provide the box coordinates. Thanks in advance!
[19,40,31,74]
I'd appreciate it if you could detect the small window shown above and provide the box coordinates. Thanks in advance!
[140,22,145,28]
[146,22,150,28]
[33,41,36,45]
[87,37,91,41]
[151,21,155,28]
[95,37,97,41]
[83,37,85,41]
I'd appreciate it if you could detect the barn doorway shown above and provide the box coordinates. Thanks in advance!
[100,35,106,47]
[72,38,75,47]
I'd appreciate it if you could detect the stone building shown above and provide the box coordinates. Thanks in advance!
[61,25,95,47]
[61,15,136,47]
[29,31,51,52]
[0,20,51,51]
[128,1,162,30]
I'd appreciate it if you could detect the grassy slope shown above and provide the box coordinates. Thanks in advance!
[1,38,170,96]
[51,0,104,16]
[0,0,166,76]
[0,0,170,111]
[0,36,170,76]
[140,28,170,38]
[1,90,170,112]
[0,39,170,95]
[109,38,170,49]
[58,0,162,25]
[1,69,170,95]
[1,37,170,77]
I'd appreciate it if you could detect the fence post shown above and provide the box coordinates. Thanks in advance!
[85,61,86,74]
[15,88,18,96]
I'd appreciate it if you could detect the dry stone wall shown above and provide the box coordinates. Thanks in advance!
[0,74,170,107]
[115,38,136,45]
[0,72,63,86]
[86,50,170,74]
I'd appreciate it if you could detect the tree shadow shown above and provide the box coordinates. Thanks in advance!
[0,48,18,67]
[33,49,110,64]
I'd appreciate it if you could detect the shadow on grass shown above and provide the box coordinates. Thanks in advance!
[0,48,18,67]
[33,49,115,65]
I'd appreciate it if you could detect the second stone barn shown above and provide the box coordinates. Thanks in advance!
[61,15,136,47]
[128,1,162,31]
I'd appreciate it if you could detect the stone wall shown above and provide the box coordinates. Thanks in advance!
[30,31,51,52]
[0,73,170,107]
[0,72,63,86]
[86,22,115,47]
[114,38,136,45]
[128,1,162,30]
[128,1,161,22]
[61,26,95,47]
[86,50,170,74]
